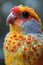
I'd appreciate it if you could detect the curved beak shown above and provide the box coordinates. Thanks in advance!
[6,12,16,24]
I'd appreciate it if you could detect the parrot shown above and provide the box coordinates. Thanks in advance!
[4,5,43,65]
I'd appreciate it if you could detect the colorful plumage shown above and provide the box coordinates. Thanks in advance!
[4,5,43,65]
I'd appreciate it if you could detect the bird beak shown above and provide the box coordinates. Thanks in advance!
[6,12,16,24]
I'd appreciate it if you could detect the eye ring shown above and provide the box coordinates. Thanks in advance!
[21,11,30,18]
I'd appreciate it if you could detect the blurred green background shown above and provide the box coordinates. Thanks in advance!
[0,0,43,65]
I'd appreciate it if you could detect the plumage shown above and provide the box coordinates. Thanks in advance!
[4,5,43,65]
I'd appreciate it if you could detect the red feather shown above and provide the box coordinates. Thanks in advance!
[10,6,21,13]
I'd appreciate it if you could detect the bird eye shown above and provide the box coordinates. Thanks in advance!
[21,11,30,18]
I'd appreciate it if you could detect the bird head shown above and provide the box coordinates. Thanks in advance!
[6,5,43,34]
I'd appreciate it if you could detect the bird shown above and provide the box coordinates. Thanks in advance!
[4,5,43,65]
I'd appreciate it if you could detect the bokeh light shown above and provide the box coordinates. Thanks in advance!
[24,0,38,8]
[1,2,13,15]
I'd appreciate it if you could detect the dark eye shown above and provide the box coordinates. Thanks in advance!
[21,11,30,18]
